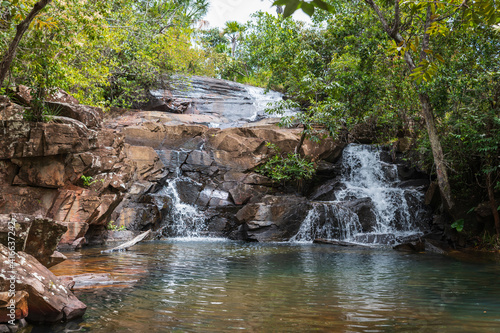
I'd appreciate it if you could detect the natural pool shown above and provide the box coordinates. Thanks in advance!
[38,239,500,332]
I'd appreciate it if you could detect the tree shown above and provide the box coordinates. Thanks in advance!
[0,0,52,90]
[223,21,245,58]
[274,0,500,217]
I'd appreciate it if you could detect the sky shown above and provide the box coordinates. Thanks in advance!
[202,0,311,29]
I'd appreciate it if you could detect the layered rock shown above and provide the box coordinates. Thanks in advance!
[0,97,136,247]
[0,214,67,267]
[0,244,87,323]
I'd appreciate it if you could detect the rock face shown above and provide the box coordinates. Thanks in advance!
[0,76,432,245]
[0,214,67,267]
[0,96,136,247]
[0,244,87,323]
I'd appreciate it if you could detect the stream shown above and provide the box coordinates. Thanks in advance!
[42,240,500,333]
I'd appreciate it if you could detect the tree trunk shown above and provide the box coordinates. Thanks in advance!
[0,0,52,89]
[364,0,456,215]
[419,93,455,213]
[295,125,307,155]
[486,172,500,236]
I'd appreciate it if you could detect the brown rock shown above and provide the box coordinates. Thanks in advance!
[12,156,66,188]
[0,214,67,267]
[23,216,68,267]
[0,244,87,323]
[229,184,267,205]
[47,251,67,268]
[0,291,29,322]
[0,186,58,217]
[0,118,97,159]
[0,160,18,186]
[45,102,102,129]
[0,96,24,121]
[236,195,311,241]
[125,145,165,181]
[46,88,79,105]
[122,123,206,149]
[59,222,89,245]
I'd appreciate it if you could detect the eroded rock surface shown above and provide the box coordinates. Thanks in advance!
[0,244,87,323]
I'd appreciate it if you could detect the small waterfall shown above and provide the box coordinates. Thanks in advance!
[292,144,429,245]
[290,204,362,242]
[160,177,207,238]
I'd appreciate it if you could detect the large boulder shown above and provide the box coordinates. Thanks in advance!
[341,197,378,233]
[45,102,102,129]
[236,195,312,241]
[0,244,87,323]
[0,214,67,267]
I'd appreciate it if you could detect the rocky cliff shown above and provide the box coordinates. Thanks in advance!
[0,76,433,246]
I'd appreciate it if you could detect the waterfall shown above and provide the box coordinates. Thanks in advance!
[292,144,429,245]
[160,177,207,238]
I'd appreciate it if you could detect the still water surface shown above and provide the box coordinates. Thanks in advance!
[41,239,500,332]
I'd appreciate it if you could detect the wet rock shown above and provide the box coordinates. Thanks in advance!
[424,238,451,255]
[393,240,425,252]
[174,179,203,205]
[424,181,442,208]
[47,251,68,267]
[313,238,369,247]
[122,123,207,150]
[398,179,430,189]
[341,198,377,233]
[0,244,87,323]
[0,291,29,322]
[348,123,377,144]
[308,178,345,201]
[236,195,311,241]
[57,273,137,290]
[228,184,267,205]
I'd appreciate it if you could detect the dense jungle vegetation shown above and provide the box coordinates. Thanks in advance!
[0,0,499,238]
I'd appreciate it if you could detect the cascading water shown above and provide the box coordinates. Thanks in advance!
[159,177,207,238]
[157,150,208,238]
[292,144,430,245]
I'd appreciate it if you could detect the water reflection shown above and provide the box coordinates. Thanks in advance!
[39,241,500,332]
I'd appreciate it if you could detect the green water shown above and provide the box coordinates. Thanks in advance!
[40,239,500,332]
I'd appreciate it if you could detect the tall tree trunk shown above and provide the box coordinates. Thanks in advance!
[486,172,500,236]
[419,93,454,212]
[0,0,52,89]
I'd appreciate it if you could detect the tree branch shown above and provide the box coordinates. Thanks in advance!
[0,0,52,89]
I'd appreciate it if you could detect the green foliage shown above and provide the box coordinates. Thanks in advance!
[81,175,105,188]
[451,219,465,232]
[107,221,127,231]
[81,175,95,187]
[2,0,214,108]
[256,143,316,183]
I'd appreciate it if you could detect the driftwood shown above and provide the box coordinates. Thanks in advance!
[101,230,152,253]
[313,238,369,247]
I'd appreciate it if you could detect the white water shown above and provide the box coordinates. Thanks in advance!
[160,177,208,238]
[292,144,428,245]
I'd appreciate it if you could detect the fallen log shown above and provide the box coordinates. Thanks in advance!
[313,238,370,247]
[101,230,152,253]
